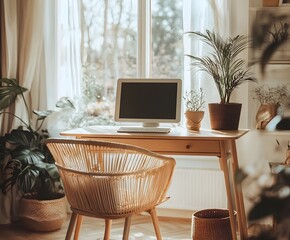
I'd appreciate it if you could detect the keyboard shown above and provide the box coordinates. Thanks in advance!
[117,126,171,133]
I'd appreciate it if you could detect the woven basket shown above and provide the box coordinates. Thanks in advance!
[191,209,234,240]
[19,195,67,232]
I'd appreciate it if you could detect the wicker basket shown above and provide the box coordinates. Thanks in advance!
[191,209,234,240]
[18,195,67,232]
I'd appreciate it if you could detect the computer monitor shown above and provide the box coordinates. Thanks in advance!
[114,78,182,127]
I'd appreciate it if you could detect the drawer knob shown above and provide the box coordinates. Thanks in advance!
[186,144,191,149]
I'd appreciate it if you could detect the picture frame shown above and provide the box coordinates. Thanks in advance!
[249,7,290,63]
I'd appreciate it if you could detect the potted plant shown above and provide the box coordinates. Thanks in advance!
[252,84,289,129]
[183,88,206,131]
[0,78,66,231]
[185,29,256,130]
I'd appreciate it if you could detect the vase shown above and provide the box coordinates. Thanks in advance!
[185,111,205,131]
[256,103,279,130]
[208,103,242,130]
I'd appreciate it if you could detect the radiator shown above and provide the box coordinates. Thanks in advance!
[160,168,227,211]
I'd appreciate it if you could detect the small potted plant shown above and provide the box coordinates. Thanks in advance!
[252,84,289,129]
[185,29,256,130]
[0,78,66,231]
[183,88,206,131]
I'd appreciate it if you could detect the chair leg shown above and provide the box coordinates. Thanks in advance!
[123,216,132,240]
[65,212,78,240]
[148,208,162,240]
[104,219,112,240]
[73,215,83,240]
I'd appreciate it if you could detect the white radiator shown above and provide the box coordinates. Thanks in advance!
[160,167,227,211]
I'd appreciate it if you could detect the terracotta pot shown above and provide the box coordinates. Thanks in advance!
[263,0,280,7]
[185,111,205,131]
[255,103,279,130]
[208,103,242,130]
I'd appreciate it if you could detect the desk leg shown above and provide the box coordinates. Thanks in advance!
[229,140,248,240]
[220,142,237,240]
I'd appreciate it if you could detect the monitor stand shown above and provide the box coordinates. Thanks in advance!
[117,123,171,133]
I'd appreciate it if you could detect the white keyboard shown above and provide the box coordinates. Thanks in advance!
[117,126,171,133]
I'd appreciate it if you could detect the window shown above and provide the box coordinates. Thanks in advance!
[54,0,184,127]
[151,1,183,78]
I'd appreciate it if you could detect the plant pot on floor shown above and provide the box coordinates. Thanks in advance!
[18,194,67,232]
[191,209,235,240]
[185,111,205,131]
[208,103,242,130]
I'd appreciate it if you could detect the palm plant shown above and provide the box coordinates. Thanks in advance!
[185,29,256,103]
[0,78,63,200]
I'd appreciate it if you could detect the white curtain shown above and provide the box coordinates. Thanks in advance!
[45,0,82,110]
[183,0,230,128]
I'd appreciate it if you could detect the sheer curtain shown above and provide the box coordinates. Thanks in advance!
[44,0,82,110]
[183,0,230,128]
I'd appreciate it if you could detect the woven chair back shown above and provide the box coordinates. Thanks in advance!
[45,138,176,219]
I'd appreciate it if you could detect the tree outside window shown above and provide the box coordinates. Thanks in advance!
[79,0,183,125]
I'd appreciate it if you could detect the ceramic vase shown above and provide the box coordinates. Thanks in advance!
[185,111,205,131]
[208,103,242,130]
[256,103,279,130]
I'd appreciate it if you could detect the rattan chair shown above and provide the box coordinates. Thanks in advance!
[45,138,176,240]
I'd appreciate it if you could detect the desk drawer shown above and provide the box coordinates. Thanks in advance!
[83,137,221,156]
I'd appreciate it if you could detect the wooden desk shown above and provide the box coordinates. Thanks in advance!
[61,126,249,240]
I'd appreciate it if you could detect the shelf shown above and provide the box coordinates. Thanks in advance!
[249,5,290,63]
[249,6,290,12]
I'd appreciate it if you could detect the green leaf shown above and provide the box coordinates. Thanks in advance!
[45,163,60,179]
[18,167,39,194]
[33,110,54,121]
[6,129,41,148]
[11,146,45,164]
[0,78,27,110]
[248,197,282,221]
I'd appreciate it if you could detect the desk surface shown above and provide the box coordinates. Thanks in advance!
[61,126,249,157]
[61,125,249,140]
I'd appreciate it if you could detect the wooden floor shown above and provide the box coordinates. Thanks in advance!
[0,214,192,240]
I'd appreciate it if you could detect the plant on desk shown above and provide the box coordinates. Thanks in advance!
[252,84,289,130]
[184,29,256,130]
[183,88,206,131]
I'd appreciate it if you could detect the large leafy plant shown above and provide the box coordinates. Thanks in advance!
[0,78,63,200]
[237,163,290,240]
[185,29,256,103]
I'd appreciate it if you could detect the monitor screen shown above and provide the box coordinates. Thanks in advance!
[114,78,182,127]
